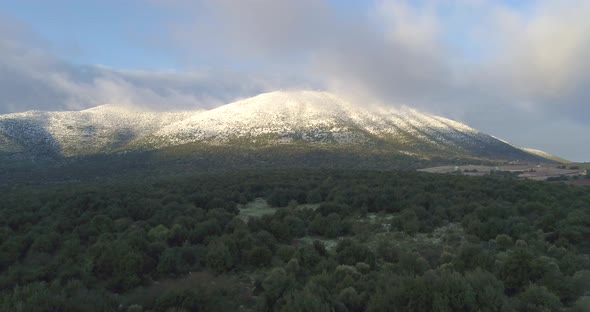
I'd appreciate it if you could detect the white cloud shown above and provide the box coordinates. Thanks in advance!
[0,19,286,113]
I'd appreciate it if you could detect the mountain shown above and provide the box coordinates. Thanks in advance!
[0,90,556,163]
[0,104,196,157]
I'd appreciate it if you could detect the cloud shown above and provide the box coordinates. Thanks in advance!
[487,0,590,120]
[0,17,290,113]
[155,0,454,105]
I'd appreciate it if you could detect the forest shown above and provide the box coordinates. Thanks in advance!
[0,169,589,311]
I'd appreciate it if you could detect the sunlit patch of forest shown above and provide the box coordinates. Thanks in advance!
[0,170,589,311]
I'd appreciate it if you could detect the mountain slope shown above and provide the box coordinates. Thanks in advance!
[0,90,557,163]
[521,148,570,163]
[148,91,547,161]
[0,105,198,156]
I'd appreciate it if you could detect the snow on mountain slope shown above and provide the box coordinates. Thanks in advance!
[150,91,535,160]
[0,105,200,156]
[154,91,480,145]
[0,132,23,154]
[154,91,369,145]
[0,90,555,162]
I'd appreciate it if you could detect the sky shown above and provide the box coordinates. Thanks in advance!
[0,0,588,161]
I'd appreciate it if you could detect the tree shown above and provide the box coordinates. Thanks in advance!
[571,296,590,312]
[399,252,429,275]
[339,286,363,312]
[260,268,292,310]
[336,239,375,267]
[498,247,535,293]
[464,269,509,311]
[157,248,189,276]
[206,240,234,273]
[306,189,322,204]
[247,246,273,267]
[495,234,513,250]
[376,238,400,263]
[91,241,144,292]
[280,282,331,312]
[517,284,561,312]
[0,282,66,312]
[401,209,419,235]
[148,224,170,242]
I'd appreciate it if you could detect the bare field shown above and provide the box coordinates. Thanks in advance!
[419,164,586,181]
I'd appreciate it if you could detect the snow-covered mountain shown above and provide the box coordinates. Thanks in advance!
[0,90,554,162]
[0,104,197,156]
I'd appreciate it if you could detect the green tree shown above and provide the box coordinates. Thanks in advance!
[517,284,561,312]
[247,246,273,267]
[206,240,234,273]
[157,248,189,276]
[401,209,420,235]
[498,247,535,292]
[260,268,293,310]
[306,189,322,204]
[148,224,170,242]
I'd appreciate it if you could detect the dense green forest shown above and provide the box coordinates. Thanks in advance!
[0,170,589,311]
[0,143,501,187]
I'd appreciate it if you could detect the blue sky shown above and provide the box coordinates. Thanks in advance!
[0,0,179,69]
[0,0,589,161]
[0,0,543,71]
[0,0,531,69]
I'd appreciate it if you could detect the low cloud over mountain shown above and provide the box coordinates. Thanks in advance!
[0,1,589,160]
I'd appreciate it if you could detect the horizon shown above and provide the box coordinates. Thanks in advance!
[0,0,589,161]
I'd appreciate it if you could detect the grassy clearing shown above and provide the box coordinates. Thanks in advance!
[238,198,278,221]
[238,198,320,221]
[297,212,465,254]
[357,214,465,251]
[298,236,340,251]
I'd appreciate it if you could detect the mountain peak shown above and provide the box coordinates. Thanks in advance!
[224,89,357,113]
[81,103,142,113]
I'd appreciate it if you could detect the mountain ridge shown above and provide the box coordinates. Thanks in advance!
[0,90,559,163]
